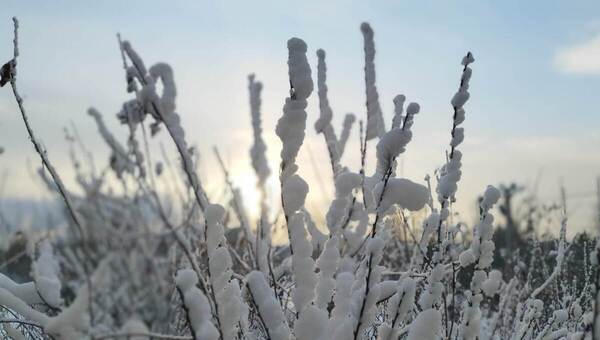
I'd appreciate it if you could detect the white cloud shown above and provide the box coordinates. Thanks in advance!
[555,33,600,74]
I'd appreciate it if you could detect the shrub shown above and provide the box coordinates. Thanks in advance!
[1,17,598,340]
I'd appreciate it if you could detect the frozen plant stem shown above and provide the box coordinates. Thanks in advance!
[121,41,209,212]
[5,17,96,326]
[6,18,86,245]
[213,146,256,267]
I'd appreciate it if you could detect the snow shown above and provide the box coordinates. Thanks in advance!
[406,102,420,115]
[335,172,362,197]
[149,63,177,116]
[553,309,568,323]
[247,73,273,274]
[295,305,328,340]
[175,269,219,340]
[315,237,340,310]
[116,99,145,126]
[380,277,416,339]
[203,203,242,340]
[0,273,43,305]
[328,272,354,338]
[248,74,271,185]
[276,38,313,172]
[88,107,135,178]
[282,174,309,216]
[481,269,502,297]
[45,258,111,339]
[303,208,327,252]
[326,171,361,234]
[3,19,594,340]
[419,263,445,310]
[209,247,233,291]
[338,113,356,156]
[120,319,150,340]
[375,128,412,177]
[436,150,462,201]
[419,212,440,251]
[394,278,416,323]
[480,185,501,211]
[462,52,475,65]
[0,287,49,326]
[4,323,26,340]
[287,38,313,100]
[401,102,420,131]
[206,204,226,254]
[361,22,386,140]
[314,49,334,133]
[450,127,464,147]
[459,292,482,340]
[314,48,343,176]
[121,40,147,79]
[407,308,441,340]
[454,108,465,125]
[451,90,470,109]
[391,94,406,130]
[246,271,290,340]
[458,185,501,275]
[215,280,242,340]
[44,280,90,339]
[32,240,63,308]
[288,212,317,313]
[375,178,429,213]
[351,236,385,337]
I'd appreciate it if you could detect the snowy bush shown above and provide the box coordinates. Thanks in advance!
[1,17,599,340]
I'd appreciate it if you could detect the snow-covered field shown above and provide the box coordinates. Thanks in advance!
[0,17,599,340]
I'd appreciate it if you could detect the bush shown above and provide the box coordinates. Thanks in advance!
[0,17,598,340]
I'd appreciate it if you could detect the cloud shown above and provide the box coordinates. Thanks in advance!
[555,33,600,74]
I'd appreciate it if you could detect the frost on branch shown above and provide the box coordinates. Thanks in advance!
[295,305,328,340]
[458,185,501,339]
[175,269,219,340]
[248,74,271,186]
[437,52,475,206]
[288,210,317,316]
[351,236,385,338]
[248,74,273,274]
[205,204,242,340]
[326,171,361,235]
[361,22,386,140]
[314,49,334,134]
[44,258,110,339]
[282,174,309,217]
[32,240,63,309]
[378,277,416,340]
[314,49,341,176]
[374,177,429,213]
[436,150,462,204]
[4,323,26,340]
[391,95,406,130]
[2,18,597,340]
[407,308,441,340]
[88,107,136,178]
[374,128,412,179]
[121,41,147,80]
[315,236,340,310]
[246,271,290,340]
[120,319,150,340]
[338,113,356,157]
[276,37,313,178]
[121,40,209,208]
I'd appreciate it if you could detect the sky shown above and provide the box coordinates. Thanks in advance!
[0,1,599,236]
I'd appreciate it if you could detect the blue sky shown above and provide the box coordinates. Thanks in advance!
[1,1,599,234]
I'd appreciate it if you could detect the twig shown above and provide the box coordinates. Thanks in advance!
[6,16,95,327]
